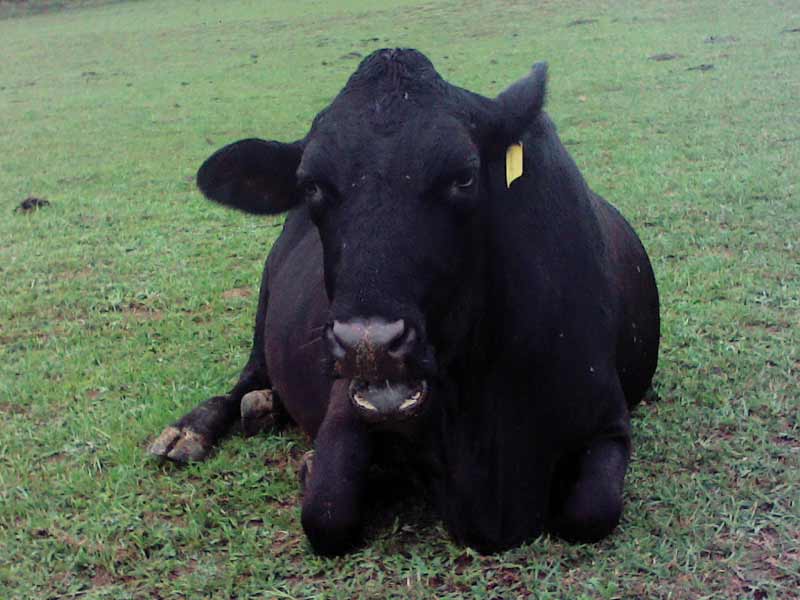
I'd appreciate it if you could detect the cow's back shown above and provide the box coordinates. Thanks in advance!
[590,193,660,406]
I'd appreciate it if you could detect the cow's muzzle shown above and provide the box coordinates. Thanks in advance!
[325,318,429,421]
[349,378,428,422]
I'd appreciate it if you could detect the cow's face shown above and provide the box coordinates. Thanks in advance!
[197,49,546,424]
[299,107,482,423]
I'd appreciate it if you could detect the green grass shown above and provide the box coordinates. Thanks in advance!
[1,0,798,597]
[0,0,126,19]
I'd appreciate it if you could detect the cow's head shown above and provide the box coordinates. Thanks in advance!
[197,49,546,424]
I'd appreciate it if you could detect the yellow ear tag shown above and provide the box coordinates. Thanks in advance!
[505,142,523,188]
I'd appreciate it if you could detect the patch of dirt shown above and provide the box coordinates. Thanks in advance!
[269,529,302,554]
[486,565,526,595]
[142,510,187,528]
[15,197,50,212]
[47,570,75,594]
[168,558,198,581]
[712,423,737,441]
[187,305,214,324]
[649,53,682,61]
[91,566,115,587]
[687,64,715,71]
[0,401,28,416]
[782,27,800,34]
[121,302,164,320]
[58,266,94,281]
[222,287,252,299]
[567,18,597,26]
[34,526,106,554]
[45,451,68,464]
[706,524,799,596]
[723,573,754,599]
[705,35,738,44]
[265,493,298,510]
[453,550,474,574]
[743,527,800,589]
[84,555,138,589]
[340,51,363,60]
[113,545,137,564]
[263,449,294,472]
[743,318,791,333]
[774,432,799,448]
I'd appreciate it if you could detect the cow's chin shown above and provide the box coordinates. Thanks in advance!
[348,378,428,423]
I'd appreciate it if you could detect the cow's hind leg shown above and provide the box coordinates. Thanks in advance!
[549,436,630,543]
[240,388,281,438]
[150,261,279,463]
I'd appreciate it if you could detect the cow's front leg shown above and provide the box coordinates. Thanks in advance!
[301,380,371,556]
[149,372,279,463]
[545,371,633,543]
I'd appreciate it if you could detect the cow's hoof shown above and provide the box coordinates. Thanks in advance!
[240,389,277,437]
[302,493,362,556]
[298,450,315,494]
[148,425,211,463]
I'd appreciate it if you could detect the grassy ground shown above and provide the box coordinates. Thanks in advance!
[0,0,125,19]
[1,0,798,597]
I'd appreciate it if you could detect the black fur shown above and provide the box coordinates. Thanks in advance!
[159,49,660,555]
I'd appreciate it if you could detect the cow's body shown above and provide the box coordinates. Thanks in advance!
[150,49,659,555]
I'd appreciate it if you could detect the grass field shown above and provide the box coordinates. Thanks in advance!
[1,0,798,597]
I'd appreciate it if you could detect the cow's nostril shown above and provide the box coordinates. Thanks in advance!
[368,319,405,351]
[331,320,365,353]
[326,324,348,360]
[387,325,416,357]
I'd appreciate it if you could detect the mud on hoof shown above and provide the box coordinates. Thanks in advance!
[297,450,315,494]
[149,425,212,463]
[240,389,279,437]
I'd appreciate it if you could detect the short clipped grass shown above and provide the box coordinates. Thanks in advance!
[1,0,798,598]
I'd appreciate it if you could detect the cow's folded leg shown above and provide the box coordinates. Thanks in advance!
[149,394,238,462]
[149,364,271,463]
[297,450,315,495]
[550,435,630,543]
[240,389,281,437]
[301,381,371,556]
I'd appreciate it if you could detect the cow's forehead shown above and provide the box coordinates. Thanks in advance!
[301,110,476,184]
[343,48,444,95]
[300,49,482,181]
[311,49,452,133]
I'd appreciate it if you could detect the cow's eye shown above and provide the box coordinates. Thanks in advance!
[301,181,323,202]
[451,170,476,191]
[455,176,474,188]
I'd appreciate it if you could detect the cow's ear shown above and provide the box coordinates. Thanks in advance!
[491,62,548,146]
[196,138,304,214]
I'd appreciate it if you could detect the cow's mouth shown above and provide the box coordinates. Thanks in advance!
[348,378,428,421]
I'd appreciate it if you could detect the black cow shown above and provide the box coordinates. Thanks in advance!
[150,49,660,555]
